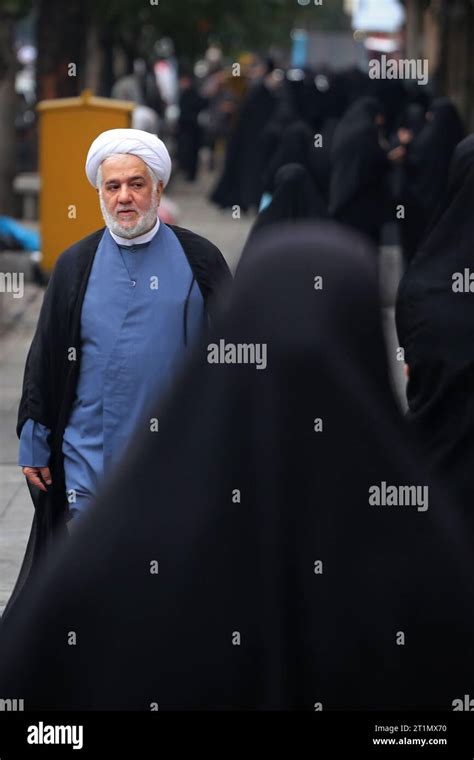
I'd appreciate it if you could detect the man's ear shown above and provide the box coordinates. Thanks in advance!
[156,180,164,203]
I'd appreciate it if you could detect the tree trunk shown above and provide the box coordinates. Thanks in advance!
[0,11,18,216]
[84,22,103,95]
[99,27,116,97]
[36,0,87,101]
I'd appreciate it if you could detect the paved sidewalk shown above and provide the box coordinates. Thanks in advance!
[0,285,43,614]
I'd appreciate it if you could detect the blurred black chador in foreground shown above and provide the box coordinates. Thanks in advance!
[0,224,473,710]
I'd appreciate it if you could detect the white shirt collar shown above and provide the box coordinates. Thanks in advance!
[108,216,160,247]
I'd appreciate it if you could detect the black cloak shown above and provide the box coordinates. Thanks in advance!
[396,134,474,520]
[262,120,321,197]
[330,67,372,116]
[398,98,465,262]
[329,97,390,244]
[401,102,429,136]
[255,163,326,227]
[210,80,277,212]
[1,223,473,710]
[4,224,231,618]
[240,163,327,260]
[407,98,465,217]
[177,84,207,181]
[371,79,407,136]
[285,66,334,132]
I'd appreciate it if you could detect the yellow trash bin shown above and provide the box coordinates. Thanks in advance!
[37,89,134,273]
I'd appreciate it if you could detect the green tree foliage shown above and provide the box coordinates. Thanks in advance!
[91,0,349,61]
[0,0,32,19]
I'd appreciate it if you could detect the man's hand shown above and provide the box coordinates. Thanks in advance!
[22,466,52,492]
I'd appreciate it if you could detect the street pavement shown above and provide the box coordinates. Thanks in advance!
[0,284,43,614]
[0,162,405,615]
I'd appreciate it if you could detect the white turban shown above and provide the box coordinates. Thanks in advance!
[85,128,172,188]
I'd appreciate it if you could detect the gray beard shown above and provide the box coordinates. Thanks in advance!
[99,192,159,239]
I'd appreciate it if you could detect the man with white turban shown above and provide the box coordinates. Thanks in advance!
[12,128,230,597]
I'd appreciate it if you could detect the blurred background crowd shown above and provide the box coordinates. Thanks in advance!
[1,0,473,239]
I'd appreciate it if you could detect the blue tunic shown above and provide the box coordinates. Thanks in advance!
[19,224,206,516]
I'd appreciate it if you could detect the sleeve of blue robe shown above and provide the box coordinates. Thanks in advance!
[18,418,51,467]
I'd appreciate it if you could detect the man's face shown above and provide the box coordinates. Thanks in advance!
[98,154,163,238]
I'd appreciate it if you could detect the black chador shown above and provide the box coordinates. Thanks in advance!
[396,135,474,522]
[1,224,474,710]
[329,97,389,245]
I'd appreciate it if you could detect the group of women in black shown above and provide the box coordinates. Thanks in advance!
[214,65,465,261]
[1,65,474,713]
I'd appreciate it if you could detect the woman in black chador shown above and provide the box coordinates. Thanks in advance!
[396,134,474,522]
[239,163,327,261]
[210,63,278,212]
[329,97,390,245]
[396,97,465,264]
[1,224,474,710]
